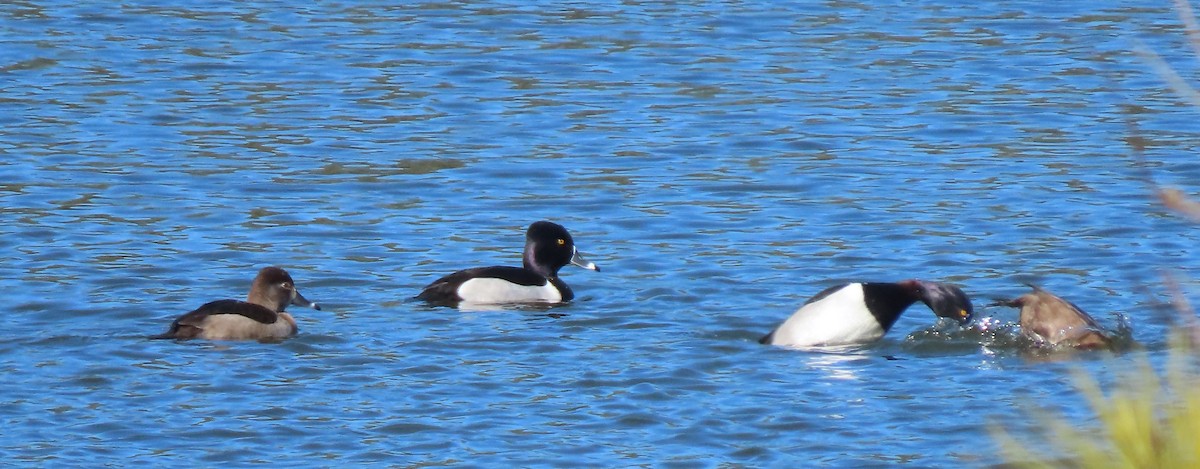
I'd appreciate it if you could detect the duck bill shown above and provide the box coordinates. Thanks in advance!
[570,247,600,272]
[292,290,321,311]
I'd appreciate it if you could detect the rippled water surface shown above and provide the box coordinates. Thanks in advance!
[4,1,1200,467]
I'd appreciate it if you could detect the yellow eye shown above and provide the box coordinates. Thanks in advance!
[556,238,566,246]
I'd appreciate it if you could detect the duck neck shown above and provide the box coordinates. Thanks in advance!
[523,243,556,279]
[861,283,919,331]
[248,290,288,312]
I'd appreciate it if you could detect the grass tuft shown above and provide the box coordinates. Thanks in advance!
[993,335,1200,468]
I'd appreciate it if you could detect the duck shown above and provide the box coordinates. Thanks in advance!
[153,266,321,341]
[760,279,974,347]
[417,221,599,307]
[992,284,1112,349]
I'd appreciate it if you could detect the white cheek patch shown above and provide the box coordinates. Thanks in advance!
[768,284,886,347]
[457,277,562,304]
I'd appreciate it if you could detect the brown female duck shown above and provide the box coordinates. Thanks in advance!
[153,266,320,341]
[993,284,1111,349]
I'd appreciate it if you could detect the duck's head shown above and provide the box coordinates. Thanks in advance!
[522,221,599,278]
[250,266,321,312]
[903,279,973,324]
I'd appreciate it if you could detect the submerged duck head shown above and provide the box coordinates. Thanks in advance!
[992,283,1111,349]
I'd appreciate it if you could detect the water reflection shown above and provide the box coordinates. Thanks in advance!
[799,346,876,381]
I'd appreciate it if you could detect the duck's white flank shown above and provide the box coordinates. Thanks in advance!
[456,277,562,304]
[767,284,886,347]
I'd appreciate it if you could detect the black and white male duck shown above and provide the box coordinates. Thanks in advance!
[153,266,320,341]
[417,221,599,307]
[992,284,1112,349]
[760,280,973,347]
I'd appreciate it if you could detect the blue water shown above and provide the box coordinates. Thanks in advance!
[3,1,1200,466]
